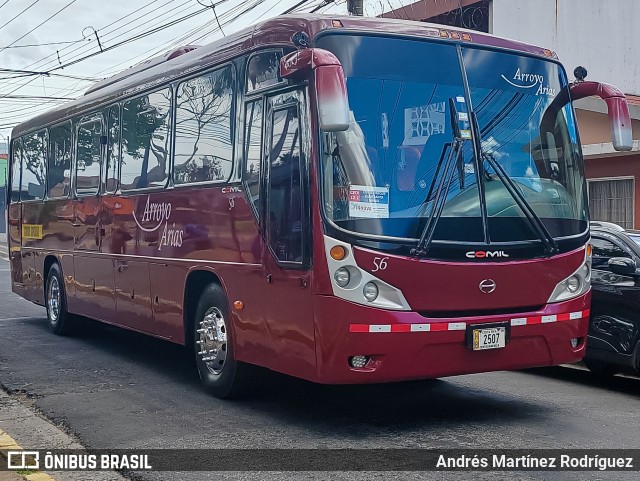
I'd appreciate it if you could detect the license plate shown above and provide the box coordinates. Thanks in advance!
[472,327,506,351]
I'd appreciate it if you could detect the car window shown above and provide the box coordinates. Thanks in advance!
[626,233,640,247]
[591,236,631,271]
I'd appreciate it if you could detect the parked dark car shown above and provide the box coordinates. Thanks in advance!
[587,221,640,378]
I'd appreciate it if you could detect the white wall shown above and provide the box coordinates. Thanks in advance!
[491,0,639,95]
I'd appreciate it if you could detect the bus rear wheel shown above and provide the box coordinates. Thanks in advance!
[193,284,247,398]
[46,263,73,335]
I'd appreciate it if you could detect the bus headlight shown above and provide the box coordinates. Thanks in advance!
[566,275,580,293]
[334,267,350,287]
[548,249,591,303]
[363,282,379,302]
[324,236,410,310]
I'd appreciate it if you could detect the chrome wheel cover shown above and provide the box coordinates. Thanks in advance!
[48,276,61,323]
[196,307,228,375]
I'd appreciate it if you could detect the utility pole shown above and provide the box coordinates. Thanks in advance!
[347,0,364,15]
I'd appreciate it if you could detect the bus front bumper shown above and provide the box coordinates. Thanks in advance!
[312,292,590,384]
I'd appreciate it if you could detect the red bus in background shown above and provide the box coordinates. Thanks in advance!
[6,15,633,398]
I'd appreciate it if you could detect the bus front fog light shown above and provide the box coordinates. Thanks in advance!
[334,267,350,287]
[570,338,578,348]
[363,282,379,302]
[566,275,580,293]
[349,355,369,368]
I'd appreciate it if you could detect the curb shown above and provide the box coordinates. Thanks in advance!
[0,389,128,481]
[0,430,57,481]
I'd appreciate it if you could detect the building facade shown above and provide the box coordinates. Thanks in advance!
[382,0,640,228]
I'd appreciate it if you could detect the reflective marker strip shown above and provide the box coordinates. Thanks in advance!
[348,309,590,333]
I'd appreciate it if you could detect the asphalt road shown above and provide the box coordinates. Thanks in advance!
[1,256,639,481]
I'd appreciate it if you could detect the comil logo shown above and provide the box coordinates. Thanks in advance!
[7,451,39,470]
[466,250,510,259]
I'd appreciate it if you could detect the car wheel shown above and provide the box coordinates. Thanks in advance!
[46,263,73,335]
[584,358,619,380]
[193,283,248,398]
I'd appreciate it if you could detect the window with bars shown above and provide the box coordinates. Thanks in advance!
[588,178,634,228]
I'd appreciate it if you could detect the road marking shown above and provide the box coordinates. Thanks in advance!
[0,429,58,481]
[0,317,46,322]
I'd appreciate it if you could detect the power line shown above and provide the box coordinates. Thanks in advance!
[0,0,79,53]
[0,0,39,32]
[0,0,12,10]
[0,39,83,49]
[50,6,212,72]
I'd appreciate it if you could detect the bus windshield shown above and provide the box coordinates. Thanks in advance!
[317,34,587,250]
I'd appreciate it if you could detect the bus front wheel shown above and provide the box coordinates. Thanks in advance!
[193,284,247,398]
[45,263,73,335]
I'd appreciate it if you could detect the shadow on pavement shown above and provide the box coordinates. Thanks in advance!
[20,315,547,434]
[521,365,640,397]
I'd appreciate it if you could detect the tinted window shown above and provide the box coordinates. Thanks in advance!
[76,116,102,196]
[106,106,120,193]
[10,139,22,202]
[591,236,631,271]
[121,88,172,190]
[175,66,234,184]
[247,51,282,92]
[267,105,303,264]
[21,130,47,201]
[244,99,263,215]
[48,122,72,198]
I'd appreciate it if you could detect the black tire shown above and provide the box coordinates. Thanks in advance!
[584,358,619,380]
[45,263,73,335]
[193,283,248,398]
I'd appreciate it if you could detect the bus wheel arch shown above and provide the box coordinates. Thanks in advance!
[183,270,224,349]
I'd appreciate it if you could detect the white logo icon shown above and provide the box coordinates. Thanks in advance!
[7,451,39,470]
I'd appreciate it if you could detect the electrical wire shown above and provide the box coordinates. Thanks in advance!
[0,0,79,53]
[0,0,39,32]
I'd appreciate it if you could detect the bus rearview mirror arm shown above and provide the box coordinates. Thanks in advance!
[543,81,633,152]
[280,48,350,132]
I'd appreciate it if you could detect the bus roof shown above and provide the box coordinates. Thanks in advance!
[11,13,557,138]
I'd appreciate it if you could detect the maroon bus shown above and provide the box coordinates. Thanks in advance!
[6,15,633,398]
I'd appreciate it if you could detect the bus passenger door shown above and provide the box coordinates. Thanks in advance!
[72,114,116,321]
[261,91,316,379]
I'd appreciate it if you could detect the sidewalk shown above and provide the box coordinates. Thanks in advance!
[0,232,6,246]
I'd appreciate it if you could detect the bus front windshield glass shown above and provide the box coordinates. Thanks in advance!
[316,35,587,248]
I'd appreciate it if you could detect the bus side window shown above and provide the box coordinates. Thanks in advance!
[21,130,47,201]
[244,99,263,217]
[121,88,172,191]
[76,116,103,196]
[267,104,303,264]
[48,122,72,198]
[105,105,120,193]
[246,51,282,93]
[10,138,22,203]
[174,65,235,185]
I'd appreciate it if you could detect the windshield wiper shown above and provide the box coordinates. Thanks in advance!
[471,112,559,255]
[411,98,468,257]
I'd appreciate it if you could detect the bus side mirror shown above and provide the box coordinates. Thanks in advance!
[569,81,633,151]
[280,48,350,132]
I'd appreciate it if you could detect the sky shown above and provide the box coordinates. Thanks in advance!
[0,0,411,144]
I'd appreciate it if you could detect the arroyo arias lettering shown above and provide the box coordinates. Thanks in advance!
[501,68,556,97]
[133,196,184,251]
